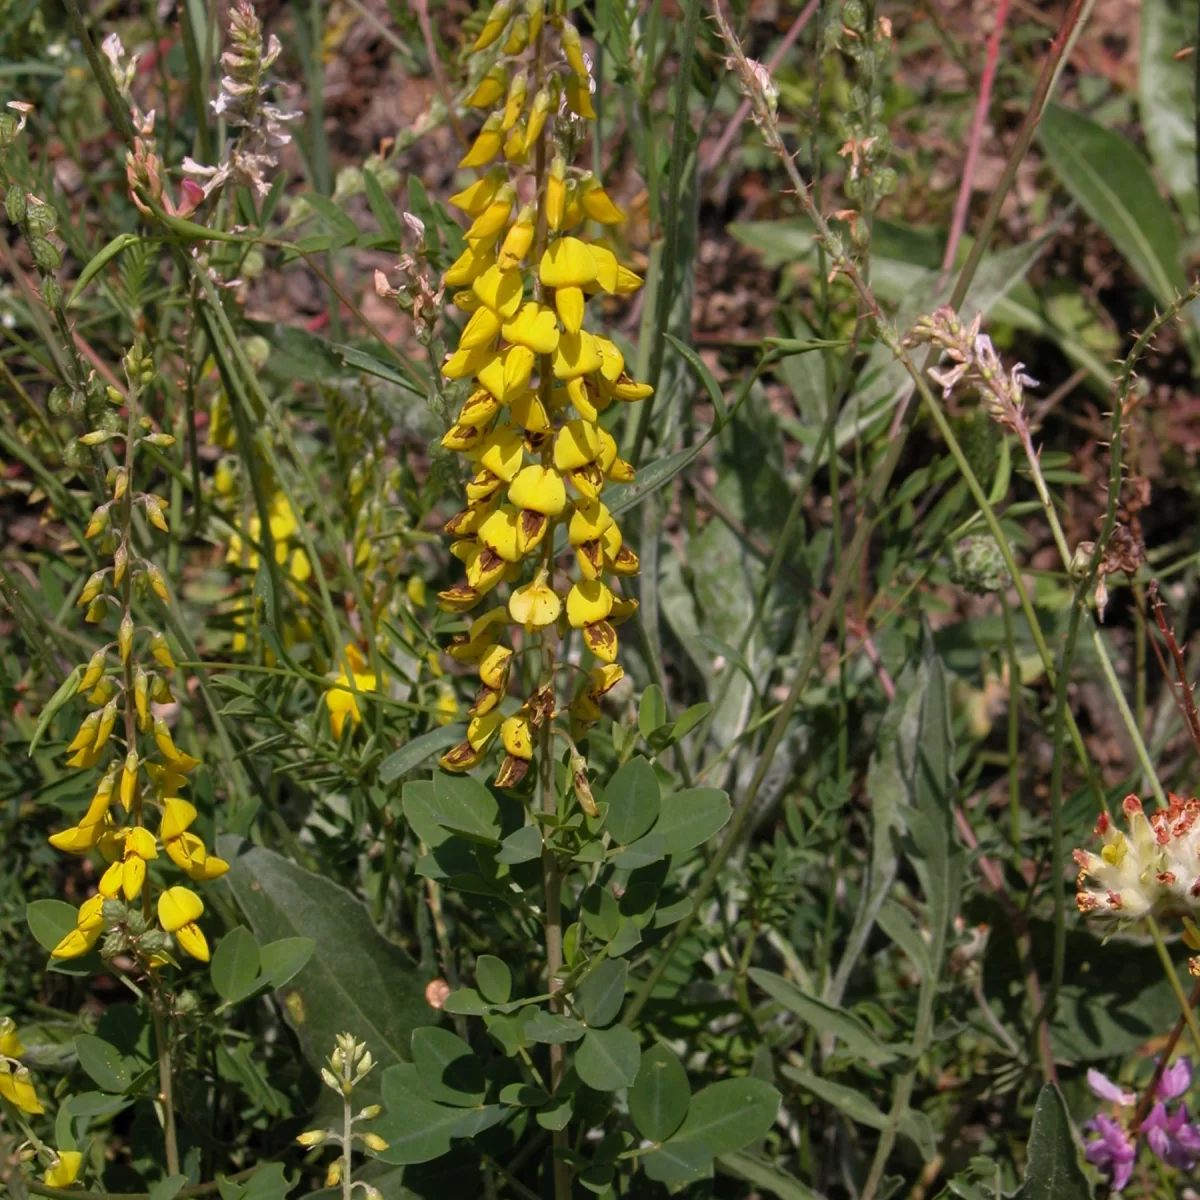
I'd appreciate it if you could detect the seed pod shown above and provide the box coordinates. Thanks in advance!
[24,194,57,235]
[28,235,61,272]
[41,276,62,310]
[5,187,26,225]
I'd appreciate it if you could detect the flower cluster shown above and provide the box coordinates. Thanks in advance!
[903,305,1036,436]
[1085,1059,1200,1192]
[431,0,650,788]
[1074,793,1200,969]
[46,344,223,966]
[183,1,299,201]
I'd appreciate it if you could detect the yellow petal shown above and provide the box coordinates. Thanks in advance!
[501,302,559,354]
[160,797,197,841]
[175,921,210,962]
[450,169,505,214]
[50,927,98,961]
[501,714,534,760]
[442,344,493,381]
[443,245,495,288]
[126,826,158,860]
[472,264,525,318]
[459,116,504,169]
[539,237,598,289]
[508,570,562,630]
[122,856,147,901]
[554,285,585,334]
[478,507,523,563]
[588,245,621,294]
[552,331,604,380]
[6,1068,44,1115]
[478,644,513,691]
[568,499,614,545]
[465,187,515,242]
[583,619,619,663]
[508,465,567,515]
[475,426,526,481]
[467,708,504,751]
[459,305,503,350]
[567,580,614,628]
[553,419,602,471]
[509,390,552,432]
[44,1151,82,1188]
[187,856,230,882]
[158,885,205,933]
[581,183,626,225]
[98,860,124,899]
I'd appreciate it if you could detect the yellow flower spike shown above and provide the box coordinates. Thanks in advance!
[509,390,552,433]
[465,66,507,110]
[77,569,107,607]
[580,179,627,225]
[150,631,175,669]
[94,699,119,753]
[44,1151,83,1188]
[0,1066,44,1115]
[465,183,515,242]
[561,20,588,79]
[441,423,484,454]
[526,0,543,41]
[175,922,210,962]
[587,246,621,294]
[478,644,513,691]
[0,1017,24,1058]
[553,419,602,471]
[497,205,535,270]
[523,89,551,154]
[158,885,204,932]
[569,499,614,545]
[501,71,527,131]
[187,855,229,883]
[67,710,102,754]
[501,713,534,760]
[476,425,527,482]
[79,648,106,694]
[471,0,512,49]
[583,620,619,663]
[540,236,598,291]
[472,264,525,318]
[552,331,604,380]
[442,343,494,381]
[118,614,134,663]
[468,708,504,751]
[160,797,198,841]
[546,156,567,231]
[503,119,528,164]
[478,507,523,563]
[502,301,560,354]
[120,750,138,810]
[567,580,614,628]
[565,74,597,121]
[509,568,562,630]
[458,305,504,351]
[508,464,567,516]
[459,114,504,169]
[166,831,206,872]
[122,855,147,902]
[444,244,496,288]
[501,12,529,54]
[555,286,585,335]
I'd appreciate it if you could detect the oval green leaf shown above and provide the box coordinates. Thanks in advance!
[629,1043,690,1143]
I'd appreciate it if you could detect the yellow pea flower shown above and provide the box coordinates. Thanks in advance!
[471,0,512,52]
[501,302,560,355]
[567,580,614,628]
[465,183,515,243]
[43,1151,83,1188]
[478,644,513,692]
[508,569,561,631]
[0,1065,43,1115]
[475,426,526,482]
[325,645,379,740]
[501,71,527,131]
[508,465,567,516]
[444,244,495,288]
[479,507,523,563]
[580,179,626,225]
[465,67,507,110]
[498,204,535,270]
[501,713,534,760]
[553,419,602,472]
[551,331,604,380]
[472,263,525,317]
[459,113,504,169]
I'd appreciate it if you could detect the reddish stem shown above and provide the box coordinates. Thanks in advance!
[938,0,1013,289]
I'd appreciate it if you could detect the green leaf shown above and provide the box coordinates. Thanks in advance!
[332,344,422,394]
[379,726,466,785]
[429,771,502,844]
[580,885,620,941]
[475,956,511,1004]
[410,1028,486,1107]
[628,1043,690,1143]
[663,332,729,427]
[638,684,667,740]
[1140,0,1199,219]
[443,988,489,1017]
[218,836,434,1104]
[673,1078,781,1156]
[259,937,316,989]
[603,755,660,844]
[212,926,262,1003]
[67,233,144,307]
[297,190,359,238]
[574,1026,640,1091]
[28,667,83,756]
[496,823,542,864]
[148,1176,188,1200]
[363,170,406,243]
[716,1152,823,1200]
[749,969,899,1064]
[1038,103,1185,306]
[26,899,78,953]
[1015,1084,1092,1200]
[654,787,732,856]
[642,1139,713,1186]
[524,1011,586,1044]
[74,1034,131,1094]
[780,1068,933,1160]
[612,832,664,869]
[578,959,627,1028]
[671,702,712,742]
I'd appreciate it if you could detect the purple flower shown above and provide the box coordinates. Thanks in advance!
[1085,1113,1136,1192]
[1157,1057,1192,1101]
[1088,1068,1136,1107]
[1143,1099,1200,1171]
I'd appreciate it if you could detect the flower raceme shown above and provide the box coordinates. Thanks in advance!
[435,0,648,788]
[45,343,223,967]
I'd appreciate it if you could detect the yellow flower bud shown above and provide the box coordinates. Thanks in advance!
[362,1133,389,1153]
[324,1160,343,1189]
[502,71,527,131]
[497,205,534,270]
[149,631,175,669]
[459,113,504,170]
[113,541,128,587]
[546,157,567,231]
[471,0,511,53]
[78,648,107,694]
[466,66,507,109]
[94,699,119,752]
[120,751,138,810]
[118,613,134,663]
[501,12,529,54]
[84,505,110,539]
[78,568,108,606]
[143,495,169,533]
[147,564,170,603]
[523,90,550,154]
[295,1130,326,1148]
